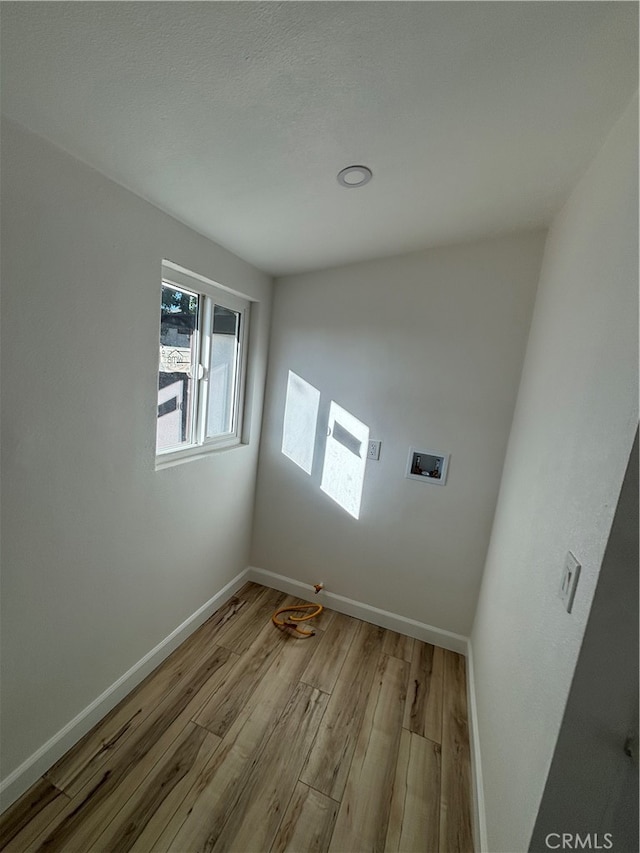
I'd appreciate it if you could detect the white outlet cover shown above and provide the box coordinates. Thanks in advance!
[559,551,581,613]
[367,440,381,460]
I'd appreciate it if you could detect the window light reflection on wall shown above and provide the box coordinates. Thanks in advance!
[320,401,369,520]
[281,370,320,475]
[281,371,370,520]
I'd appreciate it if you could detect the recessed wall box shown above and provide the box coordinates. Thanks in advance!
[405,448,449,485]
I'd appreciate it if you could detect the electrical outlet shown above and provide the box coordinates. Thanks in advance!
[367,440,381,461]
[559,551,581,613]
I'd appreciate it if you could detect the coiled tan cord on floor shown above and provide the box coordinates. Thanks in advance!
[271,603,324,638]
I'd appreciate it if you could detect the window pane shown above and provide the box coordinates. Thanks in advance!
[157,285,199,452]
[206,305,240,438]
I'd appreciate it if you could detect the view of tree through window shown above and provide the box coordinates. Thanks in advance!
[157,285,199,452]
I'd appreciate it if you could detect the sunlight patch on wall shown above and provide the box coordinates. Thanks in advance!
[281,370,320,474]
[321,402,369,519]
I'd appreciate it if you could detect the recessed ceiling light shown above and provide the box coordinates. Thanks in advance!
[337,165,373,188]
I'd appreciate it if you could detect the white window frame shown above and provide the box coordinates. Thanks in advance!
[156,261,250,469]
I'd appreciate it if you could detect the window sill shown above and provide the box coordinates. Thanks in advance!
[155,439,246,470]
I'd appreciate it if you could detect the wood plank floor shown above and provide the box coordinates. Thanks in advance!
[0,583,474,853]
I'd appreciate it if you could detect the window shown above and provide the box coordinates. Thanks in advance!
[156,262,249,462]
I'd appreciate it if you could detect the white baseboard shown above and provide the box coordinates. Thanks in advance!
[0,568,250,812]
[246,566,468,654]
[465,639,488,853]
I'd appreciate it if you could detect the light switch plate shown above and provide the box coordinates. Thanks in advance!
[559,551,581,613]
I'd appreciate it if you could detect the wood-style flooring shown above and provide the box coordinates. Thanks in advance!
[0,583,474,852]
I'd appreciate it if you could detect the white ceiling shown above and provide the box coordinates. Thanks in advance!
[1,2,637,276]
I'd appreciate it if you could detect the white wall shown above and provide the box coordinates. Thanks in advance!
[470,94,638,853]
[530,432,638,853]
[251,232,545,635]
[0,122,272,786]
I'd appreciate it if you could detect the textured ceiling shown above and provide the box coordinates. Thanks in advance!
[1,2,637,276]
